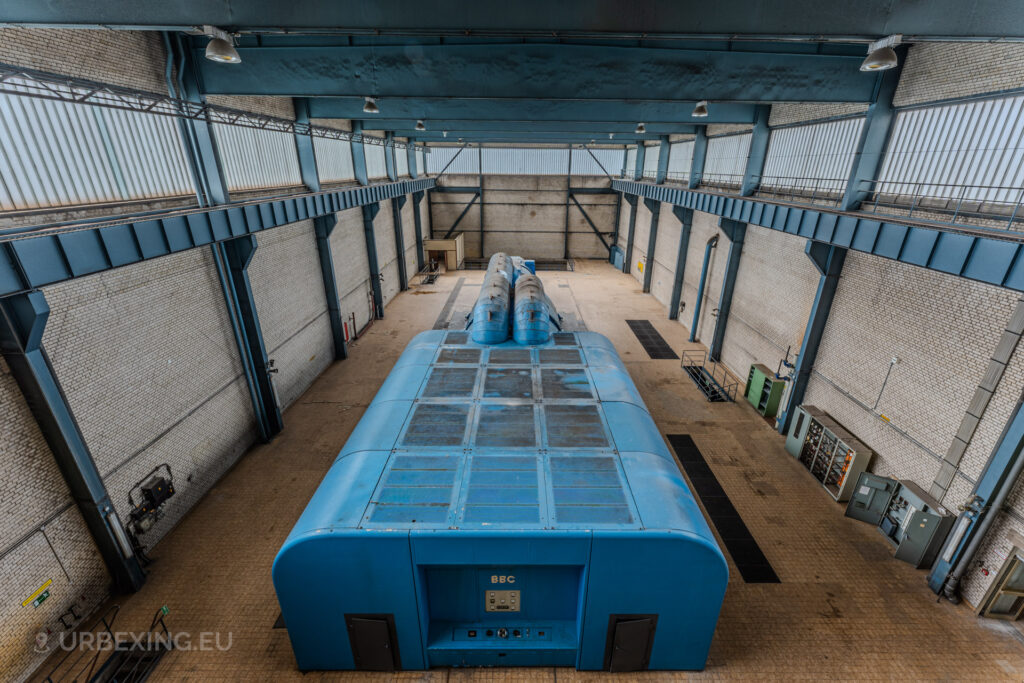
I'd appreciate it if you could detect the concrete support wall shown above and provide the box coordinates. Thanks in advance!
[431,175,613,259]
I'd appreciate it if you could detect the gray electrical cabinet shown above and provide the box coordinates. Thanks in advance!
[786,405,873,502]
[845,473,955,569]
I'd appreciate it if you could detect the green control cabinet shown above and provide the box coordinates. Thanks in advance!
[745,364,785,418]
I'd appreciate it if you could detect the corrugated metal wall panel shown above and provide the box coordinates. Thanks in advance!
[212,123,302,191]
[396,146,409,177]
[570,148,622,176]
[426,146,479,174]
[0,90,194,210]
[642,144,660,178]
[482,147,567,174]
[667,140,694,181]
[704,133,752,183]
[625,147,637,176]
[365,142,388,179]
[313,136,355,184]
[761,118,865,192]
[879,95,1024,203]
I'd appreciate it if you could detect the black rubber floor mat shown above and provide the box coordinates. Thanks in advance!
[667,434,780,583]
[625,320,678,359]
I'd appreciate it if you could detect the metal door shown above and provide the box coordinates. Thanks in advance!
[981,555,1024,620]
[844,472,897,525]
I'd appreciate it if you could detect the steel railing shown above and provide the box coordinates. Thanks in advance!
[860,180,1024,231]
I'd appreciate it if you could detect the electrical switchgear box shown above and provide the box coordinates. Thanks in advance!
[845,474,955,569]
[786,405,872,502]
[744,364,784,418]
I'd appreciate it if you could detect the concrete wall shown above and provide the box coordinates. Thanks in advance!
[430,175,613,260]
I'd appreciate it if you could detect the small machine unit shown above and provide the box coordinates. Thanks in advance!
[785,405,873,502]
[845,473,955,569]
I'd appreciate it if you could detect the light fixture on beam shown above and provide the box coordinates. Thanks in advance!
[609,132,615,140]
[363,97,380,114]
[692,100,709,118]
[203,26,240,64]
[635,122,646,134]
[415,120,426,131]
[860,35,902,71]
[442,130,448,138]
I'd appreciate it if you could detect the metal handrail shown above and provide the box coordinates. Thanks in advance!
[41,605,120,683]
[861,179,1024,230]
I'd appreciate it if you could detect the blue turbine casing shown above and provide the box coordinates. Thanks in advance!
[469,253,513,344]
[512,274,560,345]
[273,330,728,672]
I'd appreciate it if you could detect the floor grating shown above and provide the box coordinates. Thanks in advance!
[625,320,678,359]
[667,434,780,583]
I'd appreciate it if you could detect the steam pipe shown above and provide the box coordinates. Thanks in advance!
[689,235,718,342]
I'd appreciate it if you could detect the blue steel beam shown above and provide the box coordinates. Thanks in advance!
[776,241,846,434]
[193,43,879,103]
[293,98,320,192]
[351,121,369,186]
[217,235,284,439]
[407,138,419,179]
[708,218,747,361]
[642,198,661,293]
[610,179,1024,294]
[361,120,703,134]
[689,127,708,190]
[633,145,646,182]
[313,214,348,361]
[622,194,639,274]
[0,291,147,593]
[656,136,671,184]
[0,178,434,298]
[384,133,397,182]
[362,202,385,319]
[7,1,1024,37]
[741,106,771,196]
[392,195,408,290]
[689,235,718,342]
[386,131,663,143]
[841,48,904,211]
[309,99,757,125]
[411,191,426,271]
[669,206,693,321]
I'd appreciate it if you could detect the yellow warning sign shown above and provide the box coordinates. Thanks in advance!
[22,579,52,608]
[637,262,644,273]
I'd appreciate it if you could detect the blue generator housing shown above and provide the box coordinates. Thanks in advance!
[273,330,728,672]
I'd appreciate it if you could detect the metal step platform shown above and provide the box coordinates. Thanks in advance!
[681,350,738,403]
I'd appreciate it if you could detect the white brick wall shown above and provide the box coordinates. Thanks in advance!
[707,124,754,136]
[374,201,401,306]
[677,211,730,344]
[204,95,296,121]
[630,200,653,286]
[248,220,334,410]
[332,208,374,334]
[894,42,1024,107]
[0,28,168,93]
[400,196,419,280]
[769,103,868,127]
[649,202,681,313]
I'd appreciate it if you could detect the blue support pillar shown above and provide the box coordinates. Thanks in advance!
[689,127,708,190]
[351,121,369,186]
[313,214,348,361]
[741,105,771,197]
[363,202,385,319]
[708,218,747,361]
[689,235,718,342]
[633,144,646,181]
[610,191,623,264]
[407,139,419,179]
[777,241,846,435]
[0,292,146,593]
[293,98,320,192]
[655,135,670,184]
[385,132,397,181]
[622,193,639,274]
[392,195,409,290]
[412,191,426,271]
[669,206,693,320]
[642,198,661,293]
[841,49,905,211]
[216,235,284,440]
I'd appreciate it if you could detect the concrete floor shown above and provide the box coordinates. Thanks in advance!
[62,260,1024,681]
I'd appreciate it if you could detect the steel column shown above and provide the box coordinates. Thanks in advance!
[622,193,639,274]
[313,214,348,361]
[362,202,385,319]
[669,206,693,320]
[385,132,397,182]
[412,191,426,271]
[689,127,708,190]
[293,98,320,192]
[689,235,718,342]
[642,198,661,293]
[407,137,419,179]
[564,148,573,259]
[216,235,284,440]
[0,291,147,593]
[777,241,846,435]
[392,195,408,290]
[633,144,646,181]
[656,136,671,184]
[708,218,747,361]
[841,48,905,211]
[610,190,623,264]
[741,105,771,197]
[351,121,369,186]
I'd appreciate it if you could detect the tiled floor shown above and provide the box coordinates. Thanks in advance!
[49,261,1024,681]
